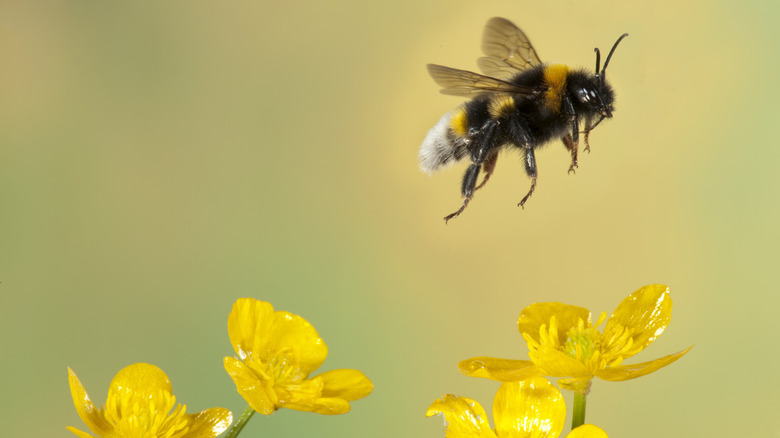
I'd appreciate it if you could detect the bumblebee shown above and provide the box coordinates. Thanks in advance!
[419,17,628,222]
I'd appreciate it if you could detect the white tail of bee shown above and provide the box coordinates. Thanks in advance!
[419,112,467,174]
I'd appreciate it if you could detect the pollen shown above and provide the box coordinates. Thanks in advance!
[542,64,570,112]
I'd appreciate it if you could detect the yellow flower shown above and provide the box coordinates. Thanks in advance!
[427,376,607,438]
[223,298,373,415]
[67,363,232,438]
[459,284,692,393]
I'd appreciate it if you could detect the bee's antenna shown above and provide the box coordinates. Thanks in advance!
[589,115,606,131]
[594,47,602,77]
[600,33,629,83]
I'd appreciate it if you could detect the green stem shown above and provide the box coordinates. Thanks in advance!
[224,404,256,438]
[571,392,587,430]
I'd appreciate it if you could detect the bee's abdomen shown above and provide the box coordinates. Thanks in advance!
[419,110,470,174]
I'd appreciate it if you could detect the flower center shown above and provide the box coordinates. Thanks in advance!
[245,348,303,387]
[563,328,598,362]
[104,390,190,438]
[558,312,609,373]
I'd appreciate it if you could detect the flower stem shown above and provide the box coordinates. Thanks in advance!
[224,404,256,438]
[571,392,587,429]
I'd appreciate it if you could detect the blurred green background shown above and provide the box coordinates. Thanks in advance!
[1,0,778,436]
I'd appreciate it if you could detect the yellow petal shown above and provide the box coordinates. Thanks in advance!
[533,345,591,377]
[282,397,351,415]
[224,356,277,415]
[228,298,328,378]
[65,426,96,438]
[106,363,172,409]
[493,377,565,438]
[595,346,693,381]
[228,298,275,359]
[426,395,496,438]
[273,370,371,415]
[518,303,591,346]
[458,357,540,382]
[603,285,672,358]
[183,408,234,438]
[567,424,608,438]
[67,367,112,437]
[318,369,374,401]
[275,374,324,408]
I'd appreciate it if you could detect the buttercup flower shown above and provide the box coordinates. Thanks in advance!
[223,298,373,415]
[67,363,232,438]
[427,376,607,438]
[459,284,692,393]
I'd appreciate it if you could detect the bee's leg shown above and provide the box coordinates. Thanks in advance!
[444,164,479,223]
[474,150,499,191]
[562,133,578,174]
[444,121,497,223]
[562,95,579,145]
[506,118,538,208]
[583,119,593,153]
[560,94,581,170]
[518,146,537,208]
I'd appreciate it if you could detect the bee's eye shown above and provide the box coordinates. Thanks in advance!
[576,87,594,104]
[575,86,602,109]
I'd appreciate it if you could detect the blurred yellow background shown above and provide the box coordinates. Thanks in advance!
[1,0,778,436]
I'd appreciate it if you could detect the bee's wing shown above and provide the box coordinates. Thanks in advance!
[427,64,538,97]
[478,17,542,79]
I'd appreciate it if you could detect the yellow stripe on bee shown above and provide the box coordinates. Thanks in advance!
[488,95,515,118]
[449,108,468,138]
[543,64,570,113]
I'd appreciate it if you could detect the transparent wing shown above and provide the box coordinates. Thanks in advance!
[427,64,538,97]
[478,17,542,79]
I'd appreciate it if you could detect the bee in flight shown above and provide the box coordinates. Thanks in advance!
[419,17,628,222]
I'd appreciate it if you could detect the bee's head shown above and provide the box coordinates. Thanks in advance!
[588,33,629,119]
[571,77,615,119]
